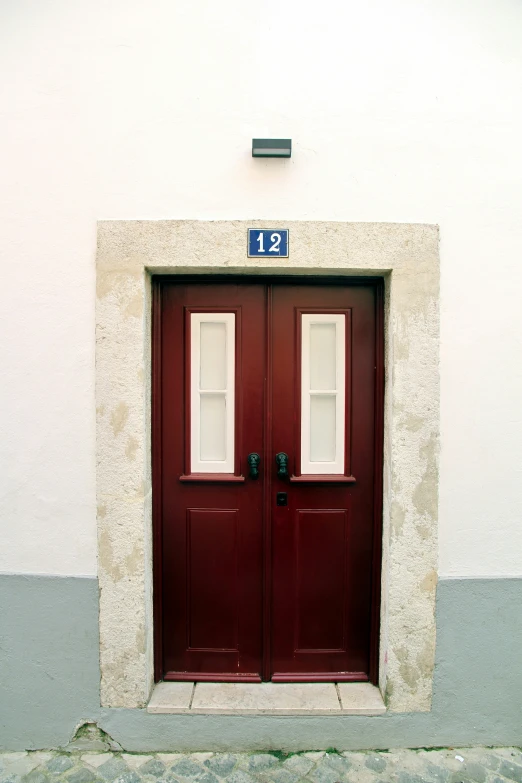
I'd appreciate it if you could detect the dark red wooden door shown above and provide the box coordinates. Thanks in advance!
[158,282,266,680]
[155,279,382,682]
[270,284,378,680]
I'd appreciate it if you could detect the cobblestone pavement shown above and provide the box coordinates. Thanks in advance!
[1,747,521,783]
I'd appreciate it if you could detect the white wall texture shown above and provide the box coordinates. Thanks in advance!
[1,0,522,578]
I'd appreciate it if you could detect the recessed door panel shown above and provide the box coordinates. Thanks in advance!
[295,510,348,652]
[187,509,239,651]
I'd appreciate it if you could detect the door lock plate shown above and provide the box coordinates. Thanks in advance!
[276,492,288,506]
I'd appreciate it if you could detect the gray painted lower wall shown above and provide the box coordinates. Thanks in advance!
[0,575,101,750]
[1,575,521,751]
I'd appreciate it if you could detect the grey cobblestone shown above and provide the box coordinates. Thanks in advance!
[1,748,522,783]
[424,763,450,783]
[47,760,74,776]
[204,757,237,778]
[259,769,299,783]
[365,757,386,774]
[323,754,352,774]
[227,772,256,783]
[307,764,340,783]
[170,761,203,780]
[457,761,488,783]
[483,760,502,773]
[497,762,522,783]
[138,762,165,779]
[66,770,99,783]
[397,775,426,783]
[282,758,313,778]
[248,758,279,773]
[97,761,129,782]
[22,773,49,783]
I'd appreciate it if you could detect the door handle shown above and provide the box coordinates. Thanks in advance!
[275,452,289,479]
[247,452,261,479]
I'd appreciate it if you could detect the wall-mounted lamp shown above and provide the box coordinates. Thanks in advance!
[252,138,292,158]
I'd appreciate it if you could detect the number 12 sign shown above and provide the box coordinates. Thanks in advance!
[248,229,289,258]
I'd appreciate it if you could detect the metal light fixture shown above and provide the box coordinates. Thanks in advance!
[252,138,292,158]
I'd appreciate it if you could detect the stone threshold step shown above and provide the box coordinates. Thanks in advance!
[147,681,386,715]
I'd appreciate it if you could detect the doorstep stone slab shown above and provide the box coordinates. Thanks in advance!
[147,682,194,713]
[337,682,386,714]
[190,682,341,714]
[147,681,386,715]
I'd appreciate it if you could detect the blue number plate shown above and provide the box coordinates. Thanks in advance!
[248,229,289,258]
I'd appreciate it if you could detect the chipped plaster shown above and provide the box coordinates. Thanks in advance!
[96,220,439,711]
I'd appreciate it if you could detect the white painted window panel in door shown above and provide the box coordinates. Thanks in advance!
[309,322,337,390]
[191,313,235,473]
[199,394,227,461]
[301,314,345,474]
[199,322,227,390]
[310,394,337,462]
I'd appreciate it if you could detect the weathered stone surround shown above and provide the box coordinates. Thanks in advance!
[96,220,440,712]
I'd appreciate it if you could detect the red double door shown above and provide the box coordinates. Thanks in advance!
[155,279,382,683]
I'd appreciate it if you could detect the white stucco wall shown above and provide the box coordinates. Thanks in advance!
[1,0,522,578]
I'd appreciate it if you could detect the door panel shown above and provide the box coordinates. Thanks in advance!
[187,509,239,651]
[160,282,266,679]
[270,285,376,679]
[155,279,381,682]
[294,509,348,652]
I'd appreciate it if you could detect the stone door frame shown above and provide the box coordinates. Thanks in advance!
[96,220,439,712]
